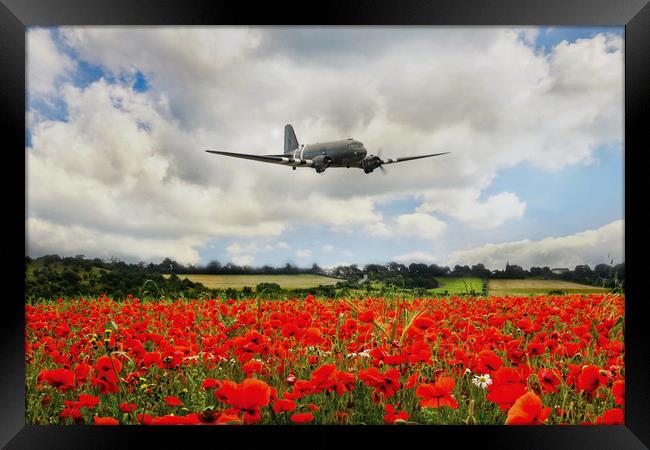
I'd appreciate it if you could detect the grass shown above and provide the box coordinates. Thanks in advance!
[430,277,485,295]
[163,273,342,290]
[487,278,609,295]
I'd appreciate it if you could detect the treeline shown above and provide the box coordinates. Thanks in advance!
[25,255,205,300]
[25,254,625,300]
[150,258,326,276]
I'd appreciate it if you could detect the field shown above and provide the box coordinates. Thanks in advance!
[26,293,624,425]
[164,274,342,290]
[487,279,609,295]
[430,277,484,295]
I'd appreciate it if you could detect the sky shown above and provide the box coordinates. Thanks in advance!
[25,26,624,270]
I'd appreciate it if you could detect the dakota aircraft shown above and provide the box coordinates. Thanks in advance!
[205,124,449,174]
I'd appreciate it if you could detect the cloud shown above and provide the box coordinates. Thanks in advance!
[26,27,623,263]
[393,251,441,265]
[417,189,526,228]
[27,217,203,265]
[231,254,255,266]
[225,240,291,265]
[27,28,75,97]
[369,213,447,241]
[295,249,312,259]
[446,220,623,269]
[322,244,334,252]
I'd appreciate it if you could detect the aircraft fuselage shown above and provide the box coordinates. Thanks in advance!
[293,139,367,168]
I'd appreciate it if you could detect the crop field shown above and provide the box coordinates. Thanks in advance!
[487,279,609,295]
[26,293,624,425]
[164,274,342,290]
[430,277,485,295]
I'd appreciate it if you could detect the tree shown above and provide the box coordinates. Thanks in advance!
[470,263,490,278]
[594,263,612,278]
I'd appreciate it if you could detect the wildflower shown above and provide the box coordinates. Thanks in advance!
[416,376,458,409]
[505,391,551,425]
[472,373,493,389]
[290,412,314,424]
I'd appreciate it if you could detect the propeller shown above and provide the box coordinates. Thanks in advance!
[377,149,387,175]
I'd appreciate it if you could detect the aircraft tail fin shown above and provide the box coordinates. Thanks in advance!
[284,124,299,154]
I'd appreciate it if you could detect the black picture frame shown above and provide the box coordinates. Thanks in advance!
[3,0,648,448]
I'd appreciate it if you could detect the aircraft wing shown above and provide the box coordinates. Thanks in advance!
[380,152,450,165]
[205,150,314,167]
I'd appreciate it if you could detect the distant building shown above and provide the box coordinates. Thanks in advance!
[551,268,569,275]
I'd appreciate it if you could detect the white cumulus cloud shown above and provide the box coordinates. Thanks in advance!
[446,220,623,269]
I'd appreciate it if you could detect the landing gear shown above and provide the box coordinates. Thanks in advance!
[292,167,296,170]
[364,168,374,174]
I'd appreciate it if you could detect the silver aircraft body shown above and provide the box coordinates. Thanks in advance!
[206,124,449,174]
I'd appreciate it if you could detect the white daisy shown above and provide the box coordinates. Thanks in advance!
[472,373,493,389]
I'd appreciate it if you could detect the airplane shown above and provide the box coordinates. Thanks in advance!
[205,124,450,174]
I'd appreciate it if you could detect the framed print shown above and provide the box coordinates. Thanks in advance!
[3,0,649,448]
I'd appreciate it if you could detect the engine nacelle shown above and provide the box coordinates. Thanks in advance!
[312,155,333,173]
[361,155,382,173]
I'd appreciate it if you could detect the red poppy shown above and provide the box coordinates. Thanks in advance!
[164,396,184,407]
[416,376,458,409]
[290,412,314,424]
[151,415,194,425]
[272,399,296,413]
[384,404,409,424]
[214,380,238,404]
[505,392,551,425]
[476,349,503,373]
[612,380,624,405]
[596,408,624,425]
[78,394,100,409]
[577,365,602,395]
[38,368,75,391]
[358,311,375,323]
[230,378,272,412]
[202,378,220,390]
[94,356,122,383]
[93,416,119,425]
[486,367,527,410]
[538,369,562,394]
[119,402,137,413]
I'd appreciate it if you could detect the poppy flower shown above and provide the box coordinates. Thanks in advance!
[78,394,100,409]
[577,365,602,395]
[538,369,562,394]
[202,378,220,390]
[476,349,503,373]
[612,380,624,405]
[214,380,238,404]
[486,367,527,410]
[73,363,92,384]
[119,402,137,413]
[60,407,83,423]
[94,356,122,383]
[273,399,296,413]
[93,416,119,425]
[416,376,458,409]
[596,408,624,425]
[151,415,194,425]
[384,404,409,424]
[229,378,272,412]
[358,311,375,323]
[164,396,184,407]
[216,413,243,425]
[38,368,75,391]
[290,412,314,424]
[505,392,551,425]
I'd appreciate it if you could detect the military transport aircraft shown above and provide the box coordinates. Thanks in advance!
[205,124,450,174]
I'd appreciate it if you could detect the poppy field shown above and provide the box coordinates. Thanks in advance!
[25,293,624,425]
